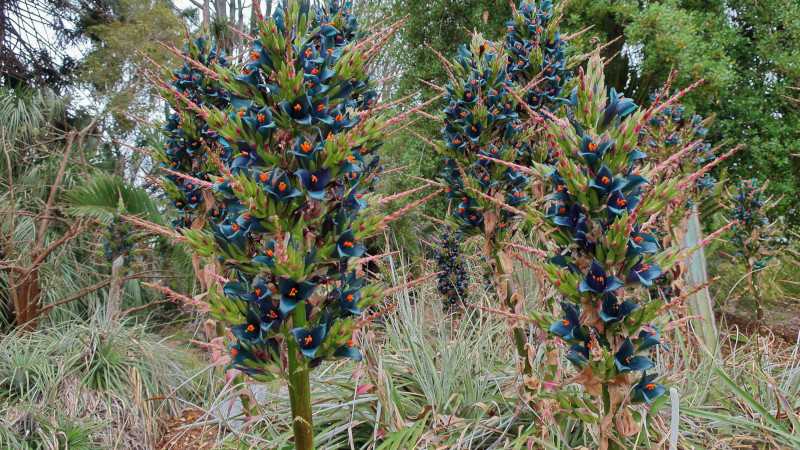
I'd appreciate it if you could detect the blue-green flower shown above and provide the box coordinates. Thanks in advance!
[231,309,263,343]
[278,276,317,314]
[264,170,303,203]
[580,260,623,294]
[290,325,327,358]
[626,260,662,287]
[614,338,654,373]
[336,229,366,258]
[632,372,666,404]
[599,293,639,324]
[548,302,582,341]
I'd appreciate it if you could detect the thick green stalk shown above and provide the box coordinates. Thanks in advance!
[287,302,314,450]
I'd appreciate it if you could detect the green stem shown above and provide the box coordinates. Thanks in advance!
[287,302,314,450]
[602,384,610,416]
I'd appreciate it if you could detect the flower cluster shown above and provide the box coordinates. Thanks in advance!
[155,36,231,231]
[187,0,393,375]
[434,226,468,309]
[437,1,572,244]
[148,1,403,446]
[728,179,780,269]
[725,178,783,322]
[100,206,143,272]
[644,88,723,219]
[526,54,732,441]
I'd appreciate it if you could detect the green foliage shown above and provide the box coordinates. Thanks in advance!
[560,0,800,228]
[0,319,189,448]
[63,173,167,224]
[79,0,186,129]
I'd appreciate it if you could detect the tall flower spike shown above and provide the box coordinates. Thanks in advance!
[144,2,406,448]
[527,50,737,446]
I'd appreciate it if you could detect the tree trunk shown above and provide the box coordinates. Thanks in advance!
[16,268,39,330]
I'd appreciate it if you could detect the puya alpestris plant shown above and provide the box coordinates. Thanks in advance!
[726,178,783,323]
[423,2,574,387]
[634,84,736,307]
[142,2,407,448]
[642,86,728,224]
[521,53,737,448]
[100,199,145,274]
[434,225,469,310]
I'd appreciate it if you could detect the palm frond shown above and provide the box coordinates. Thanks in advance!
[62,173,166,225]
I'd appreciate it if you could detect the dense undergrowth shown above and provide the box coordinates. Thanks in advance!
[0,319,193,449]
[152,255,800,449]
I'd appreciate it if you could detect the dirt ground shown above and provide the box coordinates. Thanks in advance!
[718,296,800,343]
[157,408,219,449]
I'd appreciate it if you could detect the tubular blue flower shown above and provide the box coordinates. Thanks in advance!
[579,260,624,294]
[626,260,662,287]
[336,229,366,258]
[562,207,589,242]
[235,212,268,234]
[464,119,484,142]
[628,226,659,255]
[599,88,637,129]
[251,238,277,267]
[231,309,263,343]
[598,292,639,324]
[290,325,327,358]
[632,372,666,404]
[565,328,600,369]
[614,338,654,373]
[548,301,583,341]
[454,207,483,229]
[474,170,497,190]
[288,136,320,168]
[637,325,669,351]
[264,170,303,203]
[219,222,247,251]
[324,106,360,133]
[254,106,276,138]
[606,189,640,217]
[340,289,360,315]
[277,276,317,314]
[244,281,272,304]
[664,132,682,146]
[257,298,282,331]
[297,167,331,201]
[506,188,529,207]
[589,164,628,195]
[566,343,589,369]
[278,93,313,126]
[578,135,614,169]
[333,342,362,361]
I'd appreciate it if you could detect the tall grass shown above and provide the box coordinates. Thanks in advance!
[0,319,192,448]
[159,248,800,449]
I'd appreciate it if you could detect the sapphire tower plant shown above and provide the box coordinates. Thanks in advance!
[726,178,783,323]
[526,53,735,447]
[431,0,573,380]
[146,2,403,448]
